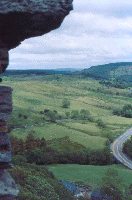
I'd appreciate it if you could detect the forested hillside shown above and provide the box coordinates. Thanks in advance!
[81,62,132,88]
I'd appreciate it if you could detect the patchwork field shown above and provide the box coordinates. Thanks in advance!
[1,72,132,198]
[1,74,132,150]
[11,123,107,150]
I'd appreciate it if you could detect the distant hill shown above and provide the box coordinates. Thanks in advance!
[81,62,132,85]
[1,69,80,76]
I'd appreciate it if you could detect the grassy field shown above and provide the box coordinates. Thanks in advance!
[1,74,131,150]
[48,164,132,186]
[10,123,107,150]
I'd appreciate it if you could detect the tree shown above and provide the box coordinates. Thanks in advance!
[45,110,57,122]
[65,111,70,118]
[70,110,79,119]
[40,138,46,148]
[123,136,132,158]
[101,168,131,200]
[97,118,106,128]
[62,98,70,108]
[10,136,25,155]
[80,109,90,119]
[25,133,38,151]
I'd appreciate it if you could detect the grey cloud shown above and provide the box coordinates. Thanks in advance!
[74,1,132,18]
[8,0,132,70]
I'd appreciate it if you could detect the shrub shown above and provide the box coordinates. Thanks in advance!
[65,111,70,118]
[80,109,90,119]
[70,110,79,119]
[18,113,22,118]
[97,119,106,128]
[62,98,70,108]
[113,108,121,116]
[44,110,59,122]
[23,115,28,119]
[113,104,132,118]
[123,136,132,158]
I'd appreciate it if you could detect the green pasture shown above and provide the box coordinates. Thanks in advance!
[2,77,131,113]
[68,97,112,117]
[102,115,132,125]
[10,123,107,150]
[61,121,102,136]
[3,74,132,151]
[48,164,132,186]
[99,115,132,138]
[5,80,113,117]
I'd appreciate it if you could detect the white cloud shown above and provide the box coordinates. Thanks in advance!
[74,0,132,18]
[9,0,132,70]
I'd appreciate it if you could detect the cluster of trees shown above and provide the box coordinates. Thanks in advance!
[65,109,93,121]
[87,85,131,98]
[113,104,132,118]
[40,108,93,123]
[99,80,130,89]
[42,109,62,123]
[123,136,132,158]
[24,146,112,166]
[10,134,113,166]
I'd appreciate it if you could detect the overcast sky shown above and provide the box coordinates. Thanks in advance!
[9,0,132,70]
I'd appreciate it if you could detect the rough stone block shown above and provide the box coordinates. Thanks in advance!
[0,170,19,197]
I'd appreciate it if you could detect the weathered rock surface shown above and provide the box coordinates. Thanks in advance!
[0,87,12,119]
[0,86,19,199]
[0,0,73,73]
[0,170,19,199]
[0,1,73,199]
[0,40,9,74]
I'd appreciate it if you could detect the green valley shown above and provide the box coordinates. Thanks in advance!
[1,66,132,199]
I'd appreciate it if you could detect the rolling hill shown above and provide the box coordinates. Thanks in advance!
[81,62,132,85]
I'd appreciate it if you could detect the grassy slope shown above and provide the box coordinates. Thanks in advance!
[48,164,132,186]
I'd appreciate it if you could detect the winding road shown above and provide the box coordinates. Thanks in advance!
[111,127,132,170]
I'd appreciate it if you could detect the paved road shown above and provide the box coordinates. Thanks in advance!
[111,127,132,170]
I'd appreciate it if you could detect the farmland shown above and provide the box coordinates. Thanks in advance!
[1,73,131,150]
[1,70,132,199]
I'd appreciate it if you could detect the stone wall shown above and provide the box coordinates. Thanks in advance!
[0,86,19,199]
